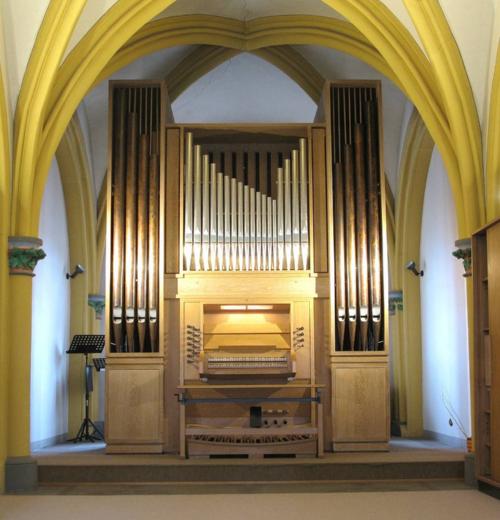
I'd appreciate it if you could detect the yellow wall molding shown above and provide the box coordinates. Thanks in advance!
[393,108,434,436]
[12,0,86,236]
[486,42,500,220]
[56,114,98,433]
[0,62,11,492]
[320,0,466,236]
[34,9,465,242]
[95,16,397,89]
[39,7,467,234]
[403,0,484,234]
[28,0,176,235]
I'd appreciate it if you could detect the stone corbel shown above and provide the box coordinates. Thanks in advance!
[389,290,403,315]
[88,293,105,320]
[452,238,472,277]
[8,236,46,276]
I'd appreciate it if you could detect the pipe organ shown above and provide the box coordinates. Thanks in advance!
[105,80,389,457]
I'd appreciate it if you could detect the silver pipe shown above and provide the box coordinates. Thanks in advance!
[299,138,309,270]
[238,181,244,271]
[261,192,267,270]
[267,196,273,270]
[277,167,284,270]
[291,149,300,270]
[231,177,237,270]
[250,187,256,270]
[272,198,278,270]
[244,184,250,271]
[224,174,231,271]
[284,158,292,270]
[210,162,217,271]
[193,144,202,271]
[202,154,210,271]
[217,171,224,271]
[256,191,262,270]
[184,132,193,270]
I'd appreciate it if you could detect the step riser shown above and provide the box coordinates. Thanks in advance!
[39,461,464,484]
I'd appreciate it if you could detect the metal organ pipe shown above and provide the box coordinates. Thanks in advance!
[210,163,217,271]
[109,85,161,353]
[299,138,309,270]
[136,134,149,352]
[184,132,193,271]
[124,111,138,352]
[193,145,202,271]
[111,89,126,352]
[202,154,210,271]
[284,159,292,271]
[291,150,300,270]
[182,137,309,272]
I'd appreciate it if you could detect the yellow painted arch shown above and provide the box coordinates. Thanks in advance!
[486,42,500,221]
[12,0,86,235]
[404,0,484,234]
[0,61,11,493]
[29,6,477,239]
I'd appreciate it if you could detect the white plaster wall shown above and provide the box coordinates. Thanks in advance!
[172,53,317,123]
[296,45,406,195]
[31,158,70,447]
[420,147,471,445]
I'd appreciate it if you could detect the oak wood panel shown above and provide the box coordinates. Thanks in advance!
[106,364,163,446]
[332,365,389,444]
[487,223,500,480]
[165,128,180,274]
[311,127,328,273]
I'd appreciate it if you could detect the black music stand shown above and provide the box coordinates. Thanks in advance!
[66,335,105,442]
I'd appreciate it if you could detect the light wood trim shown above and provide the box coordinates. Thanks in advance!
[487,223,500,480]
[165,128,180,273]
[179,384,325,389]
[311,127,328,273]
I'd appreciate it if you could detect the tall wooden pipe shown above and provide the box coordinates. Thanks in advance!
[136,133,149,352]
[354,124,369,350]
[366,100,383,349]
[111,89,126,352]
[344,143,357,350]
[334,162,346,350]
[147,152,159,352]
[124,110,138,352]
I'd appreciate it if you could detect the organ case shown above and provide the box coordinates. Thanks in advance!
[326,81,390,451]
[105,81,167,453]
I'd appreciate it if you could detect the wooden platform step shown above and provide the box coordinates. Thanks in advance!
[38,458,464,486]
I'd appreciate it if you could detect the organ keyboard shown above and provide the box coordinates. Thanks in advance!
[200,350,295,379]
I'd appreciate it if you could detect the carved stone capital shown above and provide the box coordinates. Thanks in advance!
[453,238,472,278]
[389,289,403,315]
[88,293,105,320]
[8,236,46,276]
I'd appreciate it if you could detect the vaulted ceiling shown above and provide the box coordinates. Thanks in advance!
[81,4,411,202]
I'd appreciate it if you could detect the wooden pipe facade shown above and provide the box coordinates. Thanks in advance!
[328,82,390,451]
[105,80,389,455]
